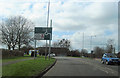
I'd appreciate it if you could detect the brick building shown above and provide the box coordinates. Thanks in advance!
[37,47,70,56]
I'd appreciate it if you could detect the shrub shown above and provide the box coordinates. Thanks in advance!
[2,49,24,58]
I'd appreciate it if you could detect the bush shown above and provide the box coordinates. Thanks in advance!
[2,49,24,58]
[71,50,80,57]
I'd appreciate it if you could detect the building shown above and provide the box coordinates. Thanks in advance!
[37,47,70,56]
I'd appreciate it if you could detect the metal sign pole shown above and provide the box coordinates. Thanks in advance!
[45,0,50,60]
[45,40,47,60]
[34,40,36,60]
[48,34,51,60]
[48,20,52,60]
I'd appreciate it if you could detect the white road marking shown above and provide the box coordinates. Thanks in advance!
[78,58,118,76]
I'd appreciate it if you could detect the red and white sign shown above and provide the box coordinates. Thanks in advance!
[34,33,44,40]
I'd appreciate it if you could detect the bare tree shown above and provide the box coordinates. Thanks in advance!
[0,18,17,50]
[58,39,70,48]
[106,39,115,53]
[0,16,34,50]
[81,49,88,57]
[52,39,71,48]
[93,46,104,58]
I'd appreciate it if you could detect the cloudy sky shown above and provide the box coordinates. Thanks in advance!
[0,0,119,52]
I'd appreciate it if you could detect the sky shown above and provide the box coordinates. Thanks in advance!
[0,0,119,52]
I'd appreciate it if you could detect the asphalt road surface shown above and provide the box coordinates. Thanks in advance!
[43,57,120,77]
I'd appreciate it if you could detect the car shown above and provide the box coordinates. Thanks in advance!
[101,53,120,65]
[81,56,85,58]
[47,53,56,57]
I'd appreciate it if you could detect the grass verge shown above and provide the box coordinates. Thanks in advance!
[2,56,55,77]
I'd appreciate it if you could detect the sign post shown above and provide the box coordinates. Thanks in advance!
[48,19,52,60]
[34,27,52,60]
[34,40,36,60]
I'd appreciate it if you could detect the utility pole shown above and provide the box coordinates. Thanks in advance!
[82,32,84,57]
[82,32,84,49]
[90,35,96,51]
[90,36,92,51]
[45,0,50,60]
[90,35,96,58]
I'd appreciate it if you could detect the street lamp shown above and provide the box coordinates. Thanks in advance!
[90,35,96,58]
[90,35,96,52]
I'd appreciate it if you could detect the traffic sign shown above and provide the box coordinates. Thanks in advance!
[34,33,44,40]
[34,27,52,40]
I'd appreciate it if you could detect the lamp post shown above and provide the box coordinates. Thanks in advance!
[82,32,84,49]
[81,32,84,57]
[90,35,96,58]
[90,35,96,51]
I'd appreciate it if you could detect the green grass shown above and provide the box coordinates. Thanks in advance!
[24,54,31,57]
[2,56,32,63]
[2,57,55,77]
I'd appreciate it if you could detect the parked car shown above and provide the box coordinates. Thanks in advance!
[101,53,120,65]
[47,53,56,57]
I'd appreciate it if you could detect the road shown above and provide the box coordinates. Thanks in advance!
[43,57,119,77]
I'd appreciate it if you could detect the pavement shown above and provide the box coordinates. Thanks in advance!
[2,58,34,66]
[43,57,119,77]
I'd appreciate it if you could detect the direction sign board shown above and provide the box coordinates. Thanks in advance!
[34,27,52,40]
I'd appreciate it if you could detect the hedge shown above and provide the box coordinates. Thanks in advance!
[2,49,24,58]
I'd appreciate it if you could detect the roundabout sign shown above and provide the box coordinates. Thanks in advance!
[34,27,52,40]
